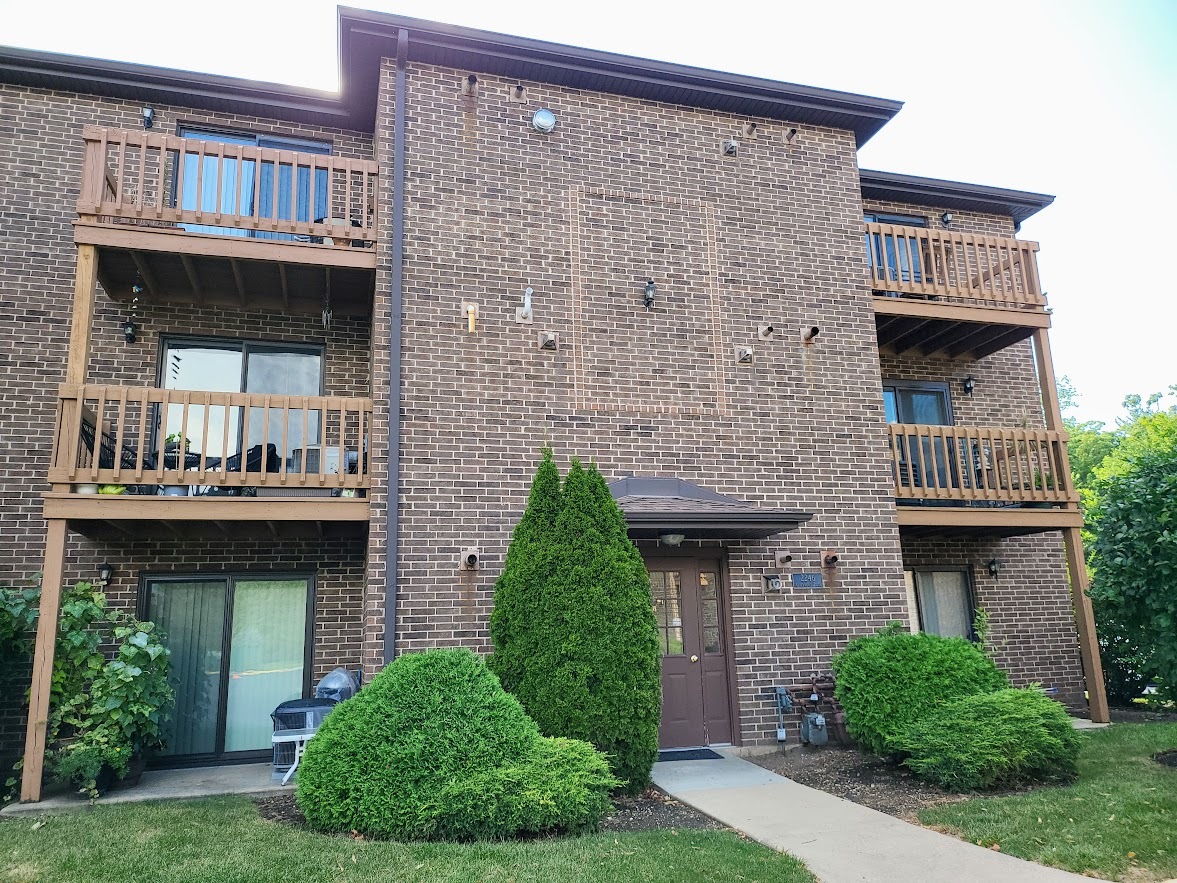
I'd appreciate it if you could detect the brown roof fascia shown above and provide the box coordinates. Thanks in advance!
[0,44,354,129]
[337,7,904,141]
[859,169,1055,227]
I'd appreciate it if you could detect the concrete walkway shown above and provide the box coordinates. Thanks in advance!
[2,763,286,816]
[653,752,1087,882]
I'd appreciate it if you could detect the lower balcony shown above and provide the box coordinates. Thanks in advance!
[887,423,1082,537]
[45,384,373,539]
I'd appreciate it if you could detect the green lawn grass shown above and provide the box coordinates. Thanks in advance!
[0,795,814,883]
[920,723,1177,880]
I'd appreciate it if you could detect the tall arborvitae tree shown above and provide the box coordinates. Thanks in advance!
[510,460,661,793]
[488,448,562,695]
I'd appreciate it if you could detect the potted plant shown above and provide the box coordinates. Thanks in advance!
[160,433,192,496]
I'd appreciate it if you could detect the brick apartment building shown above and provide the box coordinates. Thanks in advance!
[0,9,1106,802]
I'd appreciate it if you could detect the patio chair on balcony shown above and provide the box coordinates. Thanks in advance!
[195,444,282,496]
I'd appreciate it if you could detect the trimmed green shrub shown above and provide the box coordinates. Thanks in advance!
[894,688,1082,790]
[831,627,1008,755]
[295,648,617,840]
[488,448,562,702]
[491,458,661,794]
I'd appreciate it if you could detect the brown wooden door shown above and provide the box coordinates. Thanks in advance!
[647,557,733,748]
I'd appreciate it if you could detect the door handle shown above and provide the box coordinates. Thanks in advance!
[690,655,699,663]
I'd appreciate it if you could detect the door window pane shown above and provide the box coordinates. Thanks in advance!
[699,571,721,654]
[905,390,950,425]
[650,571,684,656]
[162,343,243,460]
[224,579,309,752]
[147,580,226,756]
[245,348,322,464]
[916,571,972,638]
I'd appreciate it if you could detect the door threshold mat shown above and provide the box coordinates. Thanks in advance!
[657,748,724,762]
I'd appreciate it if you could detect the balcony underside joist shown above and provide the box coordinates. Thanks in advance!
[76,222,375,317]
[43,494,370,542]
[874,296,1049,360]
[895,505,1082,538]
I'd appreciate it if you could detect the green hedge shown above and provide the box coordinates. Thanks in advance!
[831,628,1008,755]
[893,687,1082,790]
[489,456,661,794]
[296,648,616,840]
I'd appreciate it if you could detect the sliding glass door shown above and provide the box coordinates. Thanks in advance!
[146,574,312,761]
[159,338,323,468]
[177,127,331,239]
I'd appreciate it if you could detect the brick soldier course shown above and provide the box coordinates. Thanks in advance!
[0,10,1105,801]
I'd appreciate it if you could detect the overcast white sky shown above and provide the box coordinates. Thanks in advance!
[7,0,1175,426]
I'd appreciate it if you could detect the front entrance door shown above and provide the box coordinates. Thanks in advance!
[647,557,733,748]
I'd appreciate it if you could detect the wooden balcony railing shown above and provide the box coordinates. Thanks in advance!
[865,222,1045,308]
[887,424,1077,505]
[49,384,372,495]
[77,126,379,246]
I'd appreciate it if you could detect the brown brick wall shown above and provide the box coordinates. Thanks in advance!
[381,63,911,746]
[0,83,372,767]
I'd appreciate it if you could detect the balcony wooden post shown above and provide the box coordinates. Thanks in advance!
[20,519,67,802]
[66,245,98,388]
[1033,327,1109,723]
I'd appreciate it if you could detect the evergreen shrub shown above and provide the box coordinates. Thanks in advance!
[894,687,1082,790]
[489,454,662,794]
[831,627,1008,755]
[296,648,616,840]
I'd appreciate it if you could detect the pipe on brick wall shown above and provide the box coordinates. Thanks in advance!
[384,27,408,664]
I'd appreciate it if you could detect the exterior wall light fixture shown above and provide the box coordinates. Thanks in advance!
[141,107,154,129]
[97,562,114,587]
[531,108,557,134]
[659,532,686,546]
[941,211,953,225]
[785,128,798,143]
[963,375,976,396]
[987,558,1000,578]
[644,279,656,310]
[121,318,138,344]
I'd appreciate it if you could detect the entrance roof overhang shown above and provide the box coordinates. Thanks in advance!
[609,477,813,541]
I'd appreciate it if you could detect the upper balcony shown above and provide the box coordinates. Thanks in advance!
[886,423,1082,536]
[74,126,379,317]
[866,222,1050,360]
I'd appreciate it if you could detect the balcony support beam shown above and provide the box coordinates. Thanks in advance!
[20,519,67,803]
[1032,327,1108,722]
[65,245,98,387]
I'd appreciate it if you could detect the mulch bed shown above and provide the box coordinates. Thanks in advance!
[746,746,1031,821]
[1155,749,1177,769]
[1109,707,1177,724]
[255,788,725,835]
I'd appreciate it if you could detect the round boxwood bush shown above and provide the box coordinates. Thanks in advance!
[831,627,1008,755]
[893,687,1082,790]
[295,648,617,840]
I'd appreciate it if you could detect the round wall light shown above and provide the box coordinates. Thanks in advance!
[531,108,557,134]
